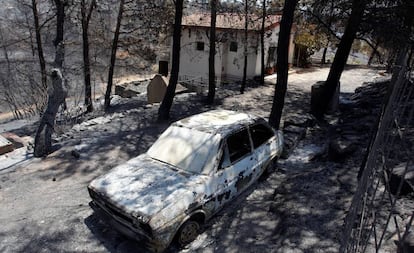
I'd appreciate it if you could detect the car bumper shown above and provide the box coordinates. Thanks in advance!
[89,201,167,252]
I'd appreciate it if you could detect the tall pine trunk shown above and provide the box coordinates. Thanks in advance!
[240,0,248,94]
[367,39,380,66]
[268,0,297,130]
[81,0,96,113]
[32,0,47,106]
[34,0,67,157]
[158,0,184,121]
[321,45,328,64]
[260,0,266,84]
[320,0,368,114]
[104,0,125,110]
[207,0,217,104]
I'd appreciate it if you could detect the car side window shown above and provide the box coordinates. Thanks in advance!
[250,123,274,149]
[227,128,251,163]
[218,143,231,170]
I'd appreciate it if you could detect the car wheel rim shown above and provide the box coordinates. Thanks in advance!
[179,221,199,245]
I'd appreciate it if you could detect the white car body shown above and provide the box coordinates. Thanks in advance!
[88,110,283,252]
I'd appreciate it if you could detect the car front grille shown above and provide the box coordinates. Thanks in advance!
[88,187,153,238]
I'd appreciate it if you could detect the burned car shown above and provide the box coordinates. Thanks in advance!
[88,110,283,252]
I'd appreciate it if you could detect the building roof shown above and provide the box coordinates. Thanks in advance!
[182,13,281,31]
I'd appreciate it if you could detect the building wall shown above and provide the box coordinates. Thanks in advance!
[255,26,296,74]
[178,27,260,82]
[219,30,259,80]
[176,25,295,82]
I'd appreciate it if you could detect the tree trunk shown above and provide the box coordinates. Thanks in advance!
[240,0,248,94]
[34,0,67,157]
[31,0,47,94]
[320,0,368,116]
[81,0,96,113]
[207,0,217,104]
[260,0,266,85]
[157,0,184,121]
[321,46,328,64]
[268,0,298,130]
[53,0,65,68]
[104,0,125,110]
[367,39,380,66]
[34,69,68,157]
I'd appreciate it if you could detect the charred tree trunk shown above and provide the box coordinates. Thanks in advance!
[81,0,96,113]
[321,45,328,64]
[104,0,125,110]
[260,0,266,84]
[32,0,47,96]
[320,1,334,65]
[157,0,184,121]
[319,0,368,116]
[368,39,380,66]
[240,0,248,94]
[34,0,67,157]
[34,68,68,157]
[269,0,297,130]
[207,0,217,104]
[53,0,65,67]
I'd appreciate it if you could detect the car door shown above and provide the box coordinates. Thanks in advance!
[214,128,257,207]
[248,122,278,178]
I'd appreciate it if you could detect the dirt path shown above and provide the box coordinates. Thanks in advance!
[0,66,388,253]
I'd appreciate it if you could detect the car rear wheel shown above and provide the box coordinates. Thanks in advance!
[176,220,200,247]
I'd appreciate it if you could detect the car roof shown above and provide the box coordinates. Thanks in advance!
[173,109,263,136]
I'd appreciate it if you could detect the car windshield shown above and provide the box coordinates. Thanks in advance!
[147,126,220,174]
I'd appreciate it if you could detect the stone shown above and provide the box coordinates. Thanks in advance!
[396,232,414,253]
[115,83,140,98]
[388,163,414,196]
[147,74,187,103]
[328,138,357,162]
[284,114,315,128]
[283,125,307,139]
[71,150,81,159]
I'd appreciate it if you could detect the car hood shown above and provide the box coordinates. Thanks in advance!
[89,154,207,220]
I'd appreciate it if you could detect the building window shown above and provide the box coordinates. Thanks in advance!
[230,41,238,52]
[196,42,204,51]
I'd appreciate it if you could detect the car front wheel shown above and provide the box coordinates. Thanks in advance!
[176,220,200,247]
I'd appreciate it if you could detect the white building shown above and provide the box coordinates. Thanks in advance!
[175,13,295,84]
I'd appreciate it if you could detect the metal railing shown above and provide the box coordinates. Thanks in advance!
[341,49,414,253]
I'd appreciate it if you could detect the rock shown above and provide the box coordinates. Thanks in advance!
[284,114,315,128]
[282,131,307,159]
[388,163,414,196]
[115,83,140,98]
[283,125,307,139]
[328,138,358,161]
[396,232,414,253]
[71,150,81,159]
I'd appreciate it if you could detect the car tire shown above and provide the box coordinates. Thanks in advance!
[176,220,200,247]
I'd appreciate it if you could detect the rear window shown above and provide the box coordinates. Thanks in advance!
[250,123,274,148]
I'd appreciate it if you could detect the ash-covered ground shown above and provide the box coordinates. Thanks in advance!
[1,66,399,253]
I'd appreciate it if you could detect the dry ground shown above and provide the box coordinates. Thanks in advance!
[0,66,388,253]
